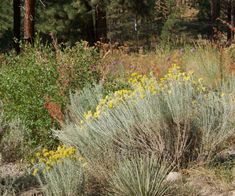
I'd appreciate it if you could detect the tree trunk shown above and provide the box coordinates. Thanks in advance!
[24,0,35,43]
[232,0,235,40]
[13,0,21,54]
[79,0,96,45]
[210,0,220,40]
[227,0,232,43]
[95,4,107,42]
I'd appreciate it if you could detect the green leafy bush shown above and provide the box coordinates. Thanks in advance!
[0,42,99,147]
[57,42,99,92]
[0,46,59,146]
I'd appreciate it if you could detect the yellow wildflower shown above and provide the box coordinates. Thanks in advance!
[84,110,93,120]
[32,168,39,176]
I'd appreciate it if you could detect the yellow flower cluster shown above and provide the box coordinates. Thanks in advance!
[82,64,206,122]
[31,145,85,176]
[160,64,190,82]
[83,89,132,121]
[128,72,159,96]
[82,73,158,121]
[159,64,206,92]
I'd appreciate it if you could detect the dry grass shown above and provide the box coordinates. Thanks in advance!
[97,42,235,91]
[186,167,234,196]
[97,43,184,82]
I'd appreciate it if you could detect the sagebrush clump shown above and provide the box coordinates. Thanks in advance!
[51,64,235,194]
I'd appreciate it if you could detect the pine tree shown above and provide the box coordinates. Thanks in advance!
[0,0,13,51]
[118,0,155,17]
[37,0,95,44]
[0,0,13,32]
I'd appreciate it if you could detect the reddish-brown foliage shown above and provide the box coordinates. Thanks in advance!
[44,97,64,128]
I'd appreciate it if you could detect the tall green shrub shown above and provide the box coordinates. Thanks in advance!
[0,42,99,147]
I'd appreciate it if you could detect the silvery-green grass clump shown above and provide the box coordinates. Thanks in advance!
[0,118,25,163]
[0,101,25,162]
[68,84,104,123]
[56,68,193,166]
[196,91,235,161]
[0,179,16,196]
[55,66,235,194]
[37,158,85,196]
[109,155,172,196]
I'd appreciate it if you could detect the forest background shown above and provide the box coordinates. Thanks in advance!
[0,0,234,52]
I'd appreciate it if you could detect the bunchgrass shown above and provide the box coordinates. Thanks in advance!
[51,49,235,194]
[109,155,172,196]
[37,158,85,196]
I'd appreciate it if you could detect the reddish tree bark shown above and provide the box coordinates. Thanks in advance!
[231,0,235,39]
[227,0,232,42]
[24,0,35,43]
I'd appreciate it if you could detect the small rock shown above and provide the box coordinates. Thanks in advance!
[228,190,235,196]
[166,171,183,182]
